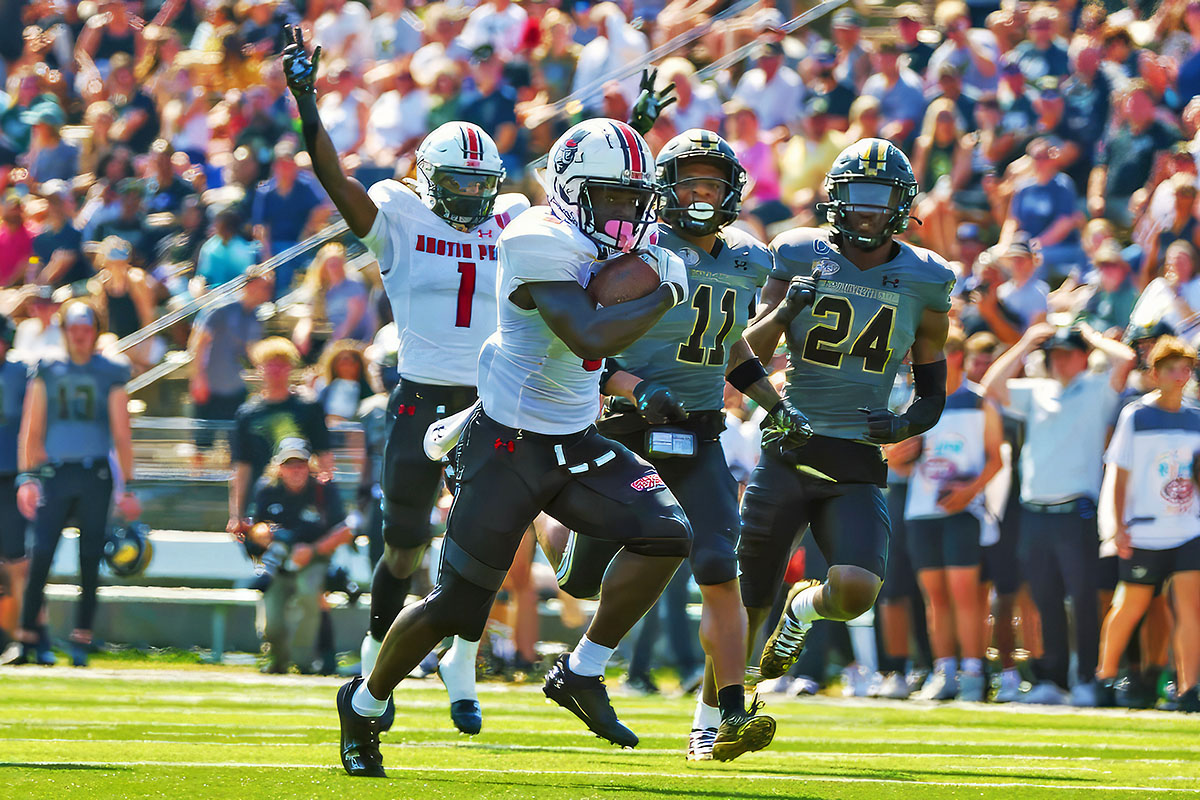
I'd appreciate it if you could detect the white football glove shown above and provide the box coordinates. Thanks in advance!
[645,244,688,307]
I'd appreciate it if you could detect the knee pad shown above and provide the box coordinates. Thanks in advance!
[555,532,616,600]
[689,538,737,587]
[622,512,692,559]
[425,558,500,642]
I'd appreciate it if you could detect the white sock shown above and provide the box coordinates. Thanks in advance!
[351,679,389,718]
[934,657,957,675]
[360,634,382,679]
[692,700,720,730]
[961,657,984,676]
[568,635,615,678]
[438,636,480,703]
[788,584,823,625]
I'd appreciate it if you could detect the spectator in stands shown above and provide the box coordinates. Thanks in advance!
[657,57,721,135]
[16,298,140,668]
[1099,337,1200,712]
[981,323,1135,705]
[251,140,328,291]
[88,237,158,374]
[23,100,76,184]
[723,101,787,234]
[364,65,430,166]
[805,41,857,132]
[251,438,352,673]
[990,238,1049,341]
[460,49,521,172]
[1141,174,1200,286]
[779,97,847,223]
[315,339,374,422]
[456,0,527,57]
[1131,240,1200,335]
[30,182,87,288]
[105,53,160,154]
[927,0,999,96]
[571,2,647,113]
[92,178,155,267]
[292,242,372,360]
[372,0,424,61]
[318,60,371,157]
[1089,82,1184,227]
[1062,45,1111,186]
[830,8,870,91]
[313,0,375,69]
[1003,137,1087,284]
[732,40,802,137]
[228,336,332,532]
[188,265,273,458]
[911,98,970,258]
[194,209,260,296]
[1074,243,1139,336]
[0,194,32,289]
[1011,5,1070,81]
[12,285,64,361]
[144,140,198,216]
[240,0,297,57]
[862,40,927,150]
[930,62,976,135]
[895,3,936,76]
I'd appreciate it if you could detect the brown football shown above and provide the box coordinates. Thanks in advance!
[587,251,661,307]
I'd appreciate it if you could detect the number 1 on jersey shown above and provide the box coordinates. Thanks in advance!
[456,262,476,328]
[677,284,737,366]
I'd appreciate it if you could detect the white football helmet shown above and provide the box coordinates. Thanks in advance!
[415,121,506,230]
[545,118,659,253]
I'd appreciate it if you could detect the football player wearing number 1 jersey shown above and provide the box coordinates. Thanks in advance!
[282,26,529,737]
[740,139,955,686]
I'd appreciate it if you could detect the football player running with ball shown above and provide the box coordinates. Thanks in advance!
[283,27,527,737]
[544,130,813,761]
[333,114,696,777]
[741,139,954,686]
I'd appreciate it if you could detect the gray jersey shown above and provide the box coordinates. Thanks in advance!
[34,353,130,463]
[770,228,955,441]
[0,357,28,474]
[196,297,262,396]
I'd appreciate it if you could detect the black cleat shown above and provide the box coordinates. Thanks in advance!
[449,699,482,735]
[712,700,776,762]
[12,643,56,666]
[543,654,638,748]
[336,677,390,777]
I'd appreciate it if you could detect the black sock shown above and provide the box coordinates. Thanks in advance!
[717,684,745,721]
[369,560,411,642]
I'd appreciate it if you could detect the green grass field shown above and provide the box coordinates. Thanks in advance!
[3,663,1200,800]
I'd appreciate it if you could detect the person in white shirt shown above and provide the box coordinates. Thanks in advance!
[731,41,803,136]
[13,287,66,362]
[371,0,423,60]
[1098,336,1200,711]
[313,0,374,68]
[455,0,527,57]
[364,67,429,164]
[570,2,648,114]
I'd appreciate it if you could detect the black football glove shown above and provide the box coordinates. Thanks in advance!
[628,68,677,136]
[777,267,821,324]
[859,406,910,445]
[282,24,321,98]
[632,380,687,425]
[761,398,814,455]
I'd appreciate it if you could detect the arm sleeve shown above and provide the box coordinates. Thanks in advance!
[1104,405,1134,469]
[499,216,595,293]
[361,180,416,279]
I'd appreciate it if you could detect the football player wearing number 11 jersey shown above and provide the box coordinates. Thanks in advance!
[741,139,956,686]
[282,25,529,739]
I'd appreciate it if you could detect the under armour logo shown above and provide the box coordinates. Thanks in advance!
[477,229,494,238]
[494,438,515,452]
[1132,566,1148,578]
[733,259,748,271]
[882,275,900,288]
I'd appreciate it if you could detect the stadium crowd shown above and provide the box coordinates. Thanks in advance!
[1,0,1200,714]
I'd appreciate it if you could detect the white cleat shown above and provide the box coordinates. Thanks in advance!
[875,672,911,700]
[687,727,717,762]
[919,668,959,701]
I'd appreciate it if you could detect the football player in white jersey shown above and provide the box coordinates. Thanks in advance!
[329,111,696,776]
[282,27,528,737]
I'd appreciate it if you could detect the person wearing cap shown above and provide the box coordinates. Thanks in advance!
[895,3,935,75]
[1088,80,1185,226]
[15,298,141,667]
[994,236,1050,331]
[830,8,870,91]
[1075,243,1138,335]
[1010,5,1069,81]
[981,321,1135,705]
[88,237,158,373]
[731,39,803,136]
[0,313,29,664]
[806,41,857,131]
[188,264,273,455]
[92,178,154,267]
[23,100,77,184]
[251,139,329,293]
[30,181,87,289]
[13,285,66,362]
[779,95,849,221]
[459,51,520,172]
[1002,137,1086,285]
[926,0,1000,96]
[251,438,353,673]
[1142,173,1200,283]
[1098,336,1200,711]
[862,40,928,150]
[930,61,975,133]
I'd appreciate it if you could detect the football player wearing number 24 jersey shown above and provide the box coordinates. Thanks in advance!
[741,138,955,685]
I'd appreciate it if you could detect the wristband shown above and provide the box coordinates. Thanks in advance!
[727,358,769,393]
[15,472,41,489]
[663,281,685,307]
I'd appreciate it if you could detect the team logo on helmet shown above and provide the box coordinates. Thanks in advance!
[857,140,888,177]
[552,129,590,176]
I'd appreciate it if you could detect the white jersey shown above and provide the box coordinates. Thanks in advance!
[361,180,529,386]
[477,207,680,435]
[1105,396,1200,550]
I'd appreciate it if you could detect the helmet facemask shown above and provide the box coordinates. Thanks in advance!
[826,178,911,251]
[659,154,745,237]
[419,164,504,230]
[577,179,659,253]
